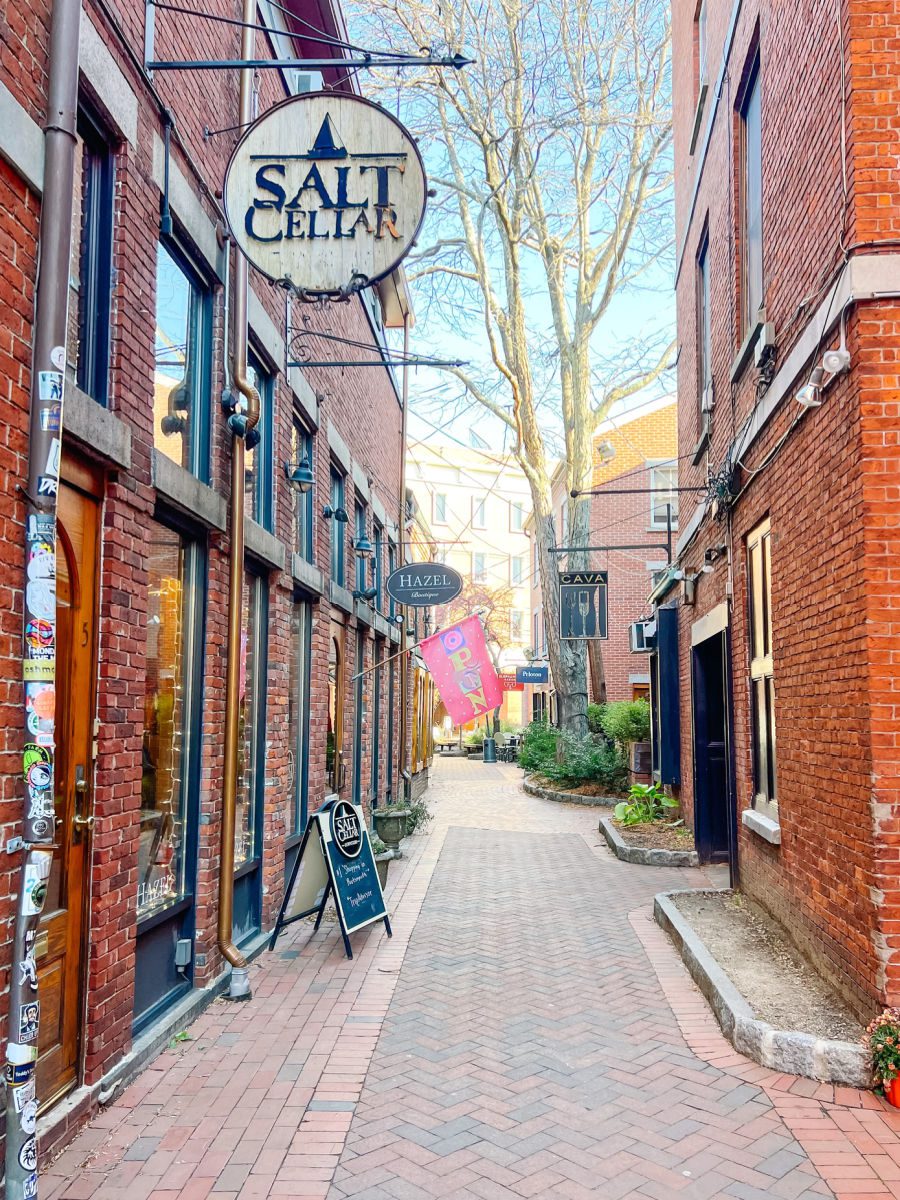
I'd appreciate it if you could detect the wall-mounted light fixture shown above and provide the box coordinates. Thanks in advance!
[353,585,378,602]
[322,504,349,522]
[353,534,374,557]
[284,454,314,493]
[796,367,825,409]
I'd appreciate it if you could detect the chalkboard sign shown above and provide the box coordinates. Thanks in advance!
[270,799,391,959]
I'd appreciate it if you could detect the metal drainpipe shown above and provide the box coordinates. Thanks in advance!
[6,0,81,1192]
[397,314,411,803]
[218,0,259,1002]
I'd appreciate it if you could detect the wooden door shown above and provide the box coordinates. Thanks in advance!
[36,470,99,1108]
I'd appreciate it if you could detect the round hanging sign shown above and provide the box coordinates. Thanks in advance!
[330,799,363,859]
[223,92,428,295]
[386,563,463,608]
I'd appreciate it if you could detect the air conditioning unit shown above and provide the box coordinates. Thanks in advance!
[629,619,656,653]
[754,322,776,367]
[294,69,324,94]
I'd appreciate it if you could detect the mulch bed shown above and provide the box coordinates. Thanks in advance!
[531,774,626,798]
[613,819,695,851]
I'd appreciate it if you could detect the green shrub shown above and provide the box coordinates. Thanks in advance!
[614,782,678,825]
[518,720,560,774]
[404,794,433,835]
[542,733,628,794]
[464,728,485,746]
[600,699,651,748]
[586,703,606,734]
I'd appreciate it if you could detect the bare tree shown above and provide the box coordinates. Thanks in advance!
[353,0,673,732]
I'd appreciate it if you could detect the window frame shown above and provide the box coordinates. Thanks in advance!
[235,569,268,871]
[355,498,368,592]
[739,53,764,337]
[697,228,712,418]
[288,598,312,835]
[433,492,448,524]
[510,555,524,586]
[510,500,524,532]
[327,628,345,794]
[74,105,115,407]
[291,415,314,562]
[138,516,206,926]
[246,349,274,531]
[330,467,346,586]
[747,518,776,818]
[649,462,680,530]
[472,497,487,529]
[472,551,487,583]
[372,520,384,609]
[510,610,524,642]
[154,239,213,482]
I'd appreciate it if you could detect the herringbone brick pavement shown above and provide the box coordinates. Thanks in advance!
[40,758,900,1200]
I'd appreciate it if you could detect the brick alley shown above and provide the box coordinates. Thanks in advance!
[42,759,900,1200]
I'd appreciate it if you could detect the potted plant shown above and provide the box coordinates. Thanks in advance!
[600,700,652,783]
[865,1009,900,1104]
[372,804,410,853]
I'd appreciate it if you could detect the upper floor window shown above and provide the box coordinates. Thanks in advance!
[372,520,384,608]
[697,230,712,418]
[388,538,397,617]
[748,519,776,815]
[650,463,679,529]
[245,351,274,531]
[355,499,368,591]
[697,0,708,90]
[434,492,448,524]
[472,552,487,583]
[510,610,524,642]
[511,555,525,586]
[68,107,114,406]
[740,55,764,335]
[472,497,486,529]
[290,416,314,562]
[330,468,345,586]
[510,500,525,531]
[154,242,211,479]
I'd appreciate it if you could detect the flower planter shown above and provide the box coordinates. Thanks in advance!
[884,1077,900,1108]
[374,850,392,890]
[372,808,410,853]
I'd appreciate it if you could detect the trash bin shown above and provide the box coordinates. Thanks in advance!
[483,736,497,763]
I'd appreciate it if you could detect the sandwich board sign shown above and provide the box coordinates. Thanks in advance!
[270,799,391,959]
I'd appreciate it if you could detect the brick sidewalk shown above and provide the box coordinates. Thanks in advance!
[42,759,900,1199]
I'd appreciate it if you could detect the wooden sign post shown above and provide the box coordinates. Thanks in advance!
[270,799,391,959]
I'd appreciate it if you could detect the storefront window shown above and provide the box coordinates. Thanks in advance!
[327,631,344,793]
[141,524,200,918]
[154,243,210,479]
[289,601,311,833]
[236,572,266,864]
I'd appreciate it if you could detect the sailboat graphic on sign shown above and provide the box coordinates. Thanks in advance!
[307,115,347,160]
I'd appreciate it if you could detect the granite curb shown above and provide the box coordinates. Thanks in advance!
[654,889,871,1089]
[599,815,700,867]
[523,776,619,807]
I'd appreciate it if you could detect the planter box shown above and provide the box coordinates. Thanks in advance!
[374,850,393,890]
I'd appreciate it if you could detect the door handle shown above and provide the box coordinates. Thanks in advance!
[73,765,94,836]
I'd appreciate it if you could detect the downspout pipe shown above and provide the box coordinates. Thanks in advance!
[6,0,81,1192]
[218,0,259,1002]
[397,315,411,802]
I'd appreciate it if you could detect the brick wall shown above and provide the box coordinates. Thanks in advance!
[0,0,421,1099]
[671,0,900,1015]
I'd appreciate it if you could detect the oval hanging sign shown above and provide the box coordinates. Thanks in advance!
[386,563,463,608]
[224,92,428,295]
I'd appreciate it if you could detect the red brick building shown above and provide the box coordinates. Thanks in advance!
[526,399,678,713]
[663,0,900,1019]
[0,0,429,1150]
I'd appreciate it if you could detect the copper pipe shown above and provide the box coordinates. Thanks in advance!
[397,314,411,798]
[218,0,259,999]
